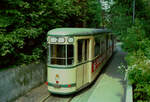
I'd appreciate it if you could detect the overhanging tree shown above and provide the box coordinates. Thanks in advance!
[0,0,102,68]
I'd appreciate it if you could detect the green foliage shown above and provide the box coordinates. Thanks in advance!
[109,0,150,101]
[126,53,150,101]
[86,0,101,27]
[107,2,132,36]
[123,19,150,102]
[0,0,102,68]
[122,19,147,52]
[108,0,150,37]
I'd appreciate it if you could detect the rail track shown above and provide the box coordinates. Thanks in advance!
[40,94,51,102]
[40,93,75,102]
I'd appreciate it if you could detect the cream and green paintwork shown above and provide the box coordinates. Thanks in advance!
[47,28,113,95]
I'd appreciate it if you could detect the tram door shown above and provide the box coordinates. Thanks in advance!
[77,39,89,88]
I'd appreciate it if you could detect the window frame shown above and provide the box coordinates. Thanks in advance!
[77,39,90,64]
[94,35,103,58]
[48,44,74,66]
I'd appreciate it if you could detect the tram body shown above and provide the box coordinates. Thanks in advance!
[46,28,115,95]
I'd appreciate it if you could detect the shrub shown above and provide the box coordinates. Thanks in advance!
[126,52,150,101]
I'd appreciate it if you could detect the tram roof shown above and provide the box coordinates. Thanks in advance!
[47,28,111,36]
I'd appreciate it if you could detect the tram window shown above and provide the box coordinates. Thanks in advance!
[50,45,65,58]
[77,39,89,63]
[78,40,83,63]
[67,45,74,65]
[101,40,105,54]
[94,38,100,57]
[50,44,74,65]
[51,59,66,65]
[50,44,66,65]
[85,40,89,61]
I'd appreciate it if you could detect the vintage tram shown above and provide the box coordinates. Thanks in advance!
[46,28,115,95]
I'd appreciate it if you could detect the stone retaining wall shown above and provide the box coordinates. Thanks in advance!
[0,62,47,102]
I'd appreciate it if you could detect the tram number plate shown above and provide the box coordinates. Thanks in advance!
[54,84,61,88]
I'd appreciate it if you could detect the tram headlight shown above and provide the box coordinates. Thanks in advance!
[50,37,57,43]
[68,37,74,43]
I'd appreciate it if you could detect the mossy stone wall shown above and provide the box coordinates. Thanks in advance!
[0,62,46,102]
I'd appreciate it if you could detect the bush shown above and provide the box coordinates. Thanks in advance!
[122,19,147,52]
[122,19,150,101]
[126,52,150,101]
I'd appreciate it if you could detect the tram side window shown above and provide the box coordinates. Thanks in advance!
[101,40,105,54]
[94,38,100,57]
[67,45,74,65]
[78,40,83,63]
[77,39,89,63]
[85,40,89,61]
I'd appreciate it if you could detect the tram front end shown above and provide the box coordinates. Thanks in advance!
[47,36,76,95]
[47,66,76,94]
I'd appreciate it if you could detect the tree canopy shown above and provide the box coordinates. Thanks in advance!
[108,0,150,101]
[0,0,102,68]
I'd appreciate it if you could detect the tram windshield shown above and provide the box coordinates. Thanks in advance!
[49,44,74,65]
